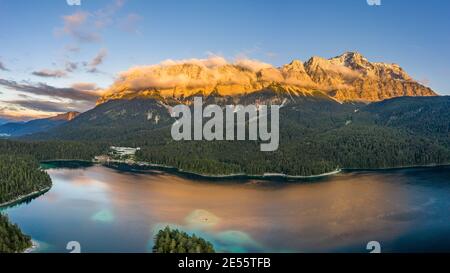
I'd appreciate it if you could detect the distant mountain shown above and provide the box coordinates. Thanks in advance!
[0,112,79,137]
[97,52,437,104]
[0,118,11,126]
[25,99,172,141]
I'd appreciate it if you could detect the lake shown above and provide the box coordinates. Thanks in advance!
[2,163,450,253]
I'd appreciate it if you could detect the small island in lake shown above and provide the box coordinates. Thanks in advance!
[153,226,215,253]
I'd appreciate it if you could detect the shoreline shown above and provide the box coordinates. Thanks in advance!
[23,240,39,253]
[101,160,449,179]
[42,158,450,181]
[99,159,343,180]
[342,163,450,172]
[0,187,51,209]
[99,161,450,181]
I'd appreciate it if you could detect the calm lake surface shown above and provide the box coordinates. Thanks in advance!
[2,164,450,253]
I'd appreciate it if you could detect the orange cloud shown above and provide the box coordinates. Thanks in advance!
[235,58,273,72]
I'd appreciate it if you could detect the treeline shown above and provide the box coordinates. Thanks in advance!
[136,140,337,176]
[0,140,108,161]
[153,226,215,253]
[0,213,32,253]
[316,125,450,169]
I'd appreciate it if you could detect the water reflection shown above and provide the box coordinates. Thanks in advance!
[4,165,450,253]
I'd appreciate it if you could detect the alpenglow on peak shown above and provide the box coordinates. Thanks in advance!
[98,52,437,104]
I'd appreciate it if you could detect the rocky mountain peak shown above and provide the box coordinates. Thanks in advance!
[304,56,329,68]
[330,51,370,69]
[98,52,438,104]
[284,60,305,70]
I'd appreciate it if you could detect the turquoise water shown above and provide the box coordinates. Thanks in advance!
[3,164,450,253]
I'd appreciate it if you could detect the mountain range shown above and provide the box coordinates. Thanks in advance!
[0,118,10,126]
[98,52,437,104]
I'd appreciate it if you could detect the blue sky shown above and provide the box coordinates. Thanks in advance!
[0,0,449,119]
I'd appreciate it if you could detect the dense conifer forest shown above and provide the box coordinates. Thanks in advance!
[0,155,51,204]
[153,226,215,253]
[0,214,32,253]
[0,140,108,162]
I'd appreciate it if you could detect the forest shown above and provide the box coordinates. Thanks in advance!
[21,95,450,176]
[134,123,450,176]
[153,226,215,253]
[0,213,32,253]
[0,140,108,162]
[0,155,51,204]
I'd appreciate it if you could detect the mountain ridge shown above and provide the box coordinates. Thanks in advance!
[0,111,80,137]
[97,52,437,104]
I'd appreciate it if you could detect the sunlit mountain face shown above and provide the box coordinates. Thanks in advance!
[97,52,437,105]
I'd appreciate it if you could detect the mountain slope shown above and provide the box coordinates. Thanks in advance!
[26,89,357,142]
[25,100,172,142]
[365,96,450,147]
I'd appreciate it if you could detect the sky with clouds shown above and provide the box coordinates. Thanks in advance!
[0,0,449,120]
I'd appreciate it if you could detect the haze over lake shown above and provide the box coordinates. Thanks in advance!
[3,164,450,253]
